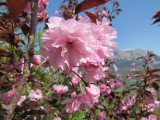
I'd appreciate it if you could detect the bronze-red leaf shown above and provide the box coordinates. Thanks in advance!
[75,0,111,14]
[6,0,29,20]
[84,11,100,23]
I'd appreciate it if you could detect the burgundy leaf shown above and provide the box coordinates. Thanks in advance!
[84,11,100,23]
[21,24,30,36]
[75,0,111,14]
[6,0,29,20]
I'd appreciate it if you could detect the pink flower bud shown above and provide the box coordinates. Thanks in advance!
[102,10,107,16]
[53,117,61,120]
[55,10,59,16]
[15,58,24,72]
[98,112,104,120]
[86,84,100,103]
[32,55,41,65]
[40,81,44,86]
[151,58,155,62]
[113,64,118,72]
[131,63,135,67]
[109,79,114,88]
[145,57,149,61]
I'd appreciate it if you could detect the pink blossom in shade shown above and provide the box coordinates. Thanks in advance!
[53,85,68,94]
[78,15,84,20]
[71,92,77,97]
[130,68,135,72]
[151,58,155,62]
[24,0,49,18]
[62,93,92,114]
[142,88,160,112]
[53,117,61,120]
[4,63,15,72]
[17,96,26,106]
[40,81,44,86]
[148,114,157,120]
[98,112,104,120]
[71,71,82,85]
[131,63,135,67]
[1,90,16,105]
[55,10,59,16]
[118,97,135,114]
[102,10,107,16]
[109,79,115,88]
[41,17,117,72]
[15,58,24,72]
[127,75,132,80]
[32,55,41,65]
[99,84,111,95]
[86,84,100,103]
[99,84,107,93]
[145,57,149,61]
[14,76,21,82]
[114,75,123,90]
[142,114,157,120]
[113,64,118,72]
[28,89,42,101]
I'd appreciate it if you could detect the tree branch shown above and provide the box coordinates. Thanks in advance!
[5,0,38,119]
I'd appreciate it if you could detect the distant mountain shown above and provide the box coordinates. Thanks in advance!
[113,48,160,86]
[113,48,160,76]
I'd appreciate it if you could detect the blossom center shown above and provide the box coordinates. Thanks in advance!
[67,41,73,48]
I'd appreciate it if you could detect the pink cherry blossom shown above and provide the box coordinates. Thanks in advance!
[4,63,15,72]
[94,18,117,60]
[55,10,59,16]
[145,57,149,61]
[130,68,136,72]
[131,63,135,67]
[53,85,68,95]
[17,96,26,106]
[98,112,104,120]
[86,84,100,103]
[99,84,111,95]
[32,55,41,65]
[102,10,107,16]
[41,17,97,71]
[118,97,135,114]
[24,0,49,18]
[113,64,118,72]
[0,90,27,105]
[62,93,92,113]
[142,114,157,120]
[41,17,117,72]
[114,75,123,90]
[1,90,16,104]
[53,117,61,120]
[151,58,155,62]
[40,81,44,86]
[109,79,115,88]
[78,15,84,20]
[86,66,105,83]
[142,89,160,112]
[15,58,24,72]
[28,89,42,101]
[71,71,82,85]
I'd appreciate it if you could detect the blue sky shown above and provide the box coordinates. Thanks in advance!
[46,0,160,55]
